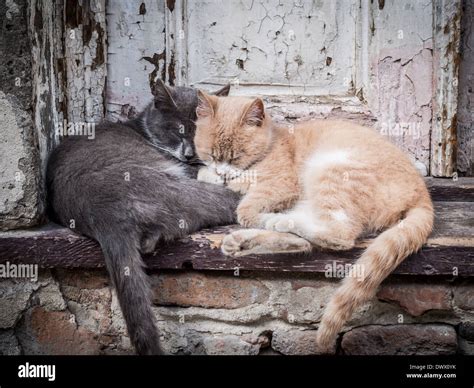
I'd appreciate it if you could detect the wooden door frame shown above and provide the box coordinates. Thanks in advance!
[431,0,462,177]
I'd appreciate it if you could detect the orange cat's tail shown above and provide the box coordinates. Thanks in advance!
[316,197,434,351]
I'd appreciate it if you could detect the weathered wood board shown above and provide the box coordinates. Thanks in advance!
[0,192,472,276]
[426,177,474,202]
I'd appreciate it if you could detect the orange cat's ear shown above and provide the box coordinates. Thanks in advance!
[242,98,265,127]
[213,84,231,97]
[197,90,217,118]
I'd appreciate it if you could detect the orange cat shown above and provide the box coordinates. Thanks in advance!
[194,92,434,351]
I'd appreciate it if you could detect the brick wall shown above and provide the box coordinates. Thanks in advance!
[1,270,472,355]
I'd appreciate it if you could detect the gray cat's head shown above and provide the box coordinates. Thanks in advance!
[141,81,230,163]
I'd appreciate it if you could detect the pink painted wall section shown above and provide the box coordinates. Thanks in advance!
[369,45,433,175]
[105,0,166,121]
[367,1,434,176]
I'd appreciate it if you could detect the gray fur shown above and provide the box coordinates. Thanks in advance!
[46,82,237,355]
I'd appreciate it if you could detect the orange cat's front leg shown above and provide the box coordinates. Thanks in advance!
[237,198,268,228]
[236,184,299,228]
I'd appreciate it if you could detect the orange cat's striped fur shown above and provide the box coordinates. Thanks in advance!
[194,92,434,351]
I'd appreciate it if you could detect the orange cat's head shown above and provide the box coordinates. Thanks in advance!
[194,91,272,179]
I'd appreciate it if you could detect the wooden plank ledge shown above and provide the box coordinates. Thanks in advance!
[426,177,474,202]
[0,199,473,276]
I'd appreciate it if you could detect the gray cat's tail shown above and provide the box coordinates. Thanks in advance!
[99,232,161,355]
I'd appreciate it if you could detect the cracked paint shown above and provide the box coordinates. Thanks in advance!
[64,0,107,123]
[142,51,167,91]
[368,0,434,174]
[185,0,357,95]
[106,0,167,120]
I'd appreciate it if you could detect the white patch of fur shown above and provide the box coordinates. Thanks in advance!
[306,150,351,171]
[301,149,352,194]
[213,162,244,180]
[331,209,349,222]
[169,145,184,160]
[131,162,187,177]
[162,162,187,177]
[259,213,278,227]
[264,206,327,241]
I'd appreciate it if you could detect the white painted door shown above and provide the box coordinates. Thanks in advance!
[175,0,359,97]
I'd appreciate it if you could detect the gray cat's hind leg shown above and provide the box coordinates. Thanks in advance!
[140,233,161,254]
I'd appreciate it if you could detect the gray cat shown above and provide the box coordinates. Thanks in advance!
[46,81,238,355]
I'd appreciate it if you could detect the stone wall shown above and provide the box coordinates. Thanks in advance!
[0,0,42,230]
[0,270,472,355]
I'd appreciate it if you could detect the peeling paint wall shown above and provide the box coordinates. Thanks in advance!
[64,0,107,123]
[28,0,107,180]
[458,0,474,176]
[25,0,108,227]
[29,0,66,172]
[367,0,434,175]
[185,0,358,96]
[0,0,41,230]
[106,0,166,121]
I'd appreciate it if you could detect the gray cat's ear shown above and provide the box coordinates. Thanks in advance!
[197,90,217,118]
[152,80,178,110]
[213,84,231,97]
[242,98,265,127]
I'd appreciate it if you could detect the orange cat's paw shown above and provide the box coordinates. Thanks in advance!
[259,213,278,225]
[221,232,243,257]
[264,213,295,233]
[221,229,261,257]
[226,178,251,194]
[236,212,259,228]
[197,167,224,185]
